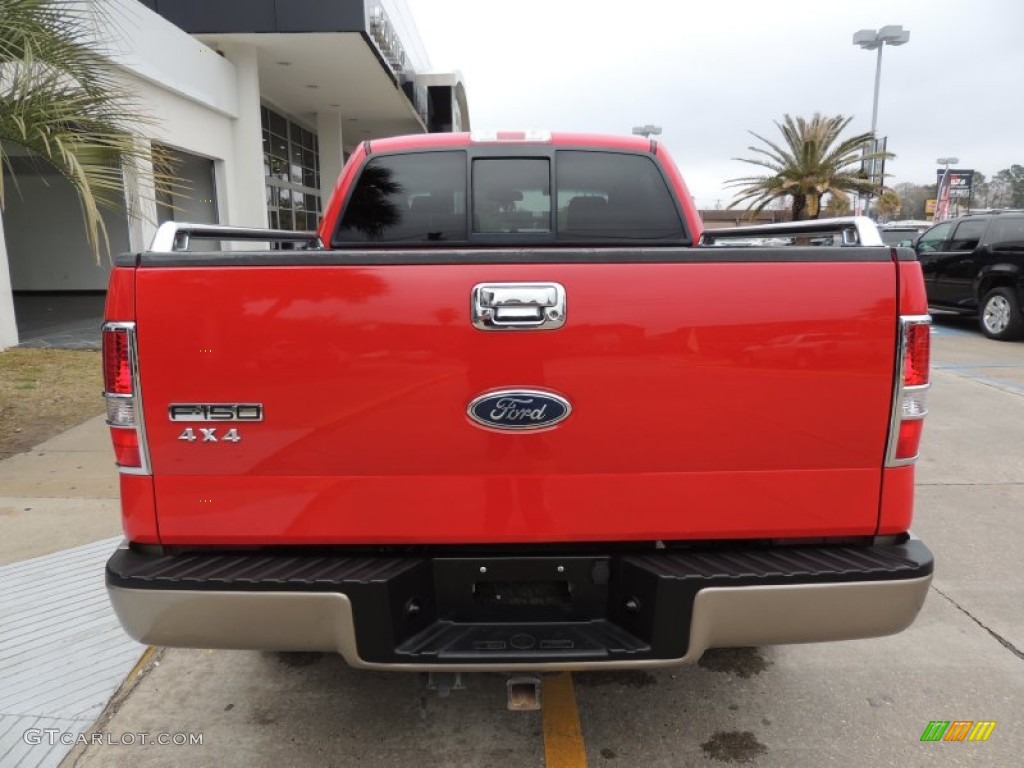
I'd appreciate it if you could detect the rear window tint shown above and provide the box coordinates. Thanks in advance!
[333,148,686,246]
[556,151,683,240]
[879,229,920,246]
[473,158,551,234]
[989,217,1024,248]
[335,152,467,243]
[948,219,988,251]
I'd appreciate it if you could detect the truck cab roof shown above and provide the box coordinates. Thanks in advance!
[367,131,657,155]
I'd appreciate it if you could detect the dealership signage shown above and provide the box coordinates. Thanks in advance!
[936,169,974,199]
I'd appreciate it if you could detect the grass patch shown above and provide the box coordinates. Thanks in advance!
[0,349,104,459]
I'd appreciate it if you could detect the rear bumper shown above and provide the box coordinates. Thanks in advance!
[106,537,933,671]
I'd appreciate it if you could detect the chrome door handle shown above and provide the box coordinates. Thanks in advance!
[471,282,566,330]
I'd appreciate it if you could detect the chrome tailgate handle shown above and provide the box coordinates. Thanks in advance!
[472,283,566,330]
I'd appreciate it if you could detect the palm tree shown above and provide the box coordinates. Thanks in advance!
[823,194,852,218]
[726,113,891,221]
[0,0,175,261]
[875,189,901,221]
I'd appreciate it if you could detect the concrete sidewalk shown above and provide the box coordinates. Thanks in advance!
[0,416,121,565]
[0,417,145,768]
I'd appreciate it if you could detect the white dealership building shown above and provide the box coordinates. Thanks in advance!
[0,0,469,348]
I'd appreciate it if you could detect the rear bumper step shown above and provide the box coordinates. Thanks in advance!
[106,538,933,670]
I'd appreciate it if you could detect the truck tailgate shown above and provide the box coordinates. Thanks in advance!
[135,254,897,545]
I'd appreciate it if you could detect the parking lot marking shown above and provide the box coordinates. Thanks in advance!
[542,672,587,767]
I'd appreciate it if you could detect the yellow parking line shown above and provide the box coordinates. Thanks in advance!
[542,672,587,767]
[126,646,157,681]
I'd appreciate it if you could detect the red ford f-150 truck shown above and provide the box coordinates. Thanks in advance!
[103,131,933,684]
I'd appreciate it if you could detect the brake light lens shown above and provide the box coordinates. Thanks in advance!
[886,316,931,466]
[103,329,132,394]
[102,323,150,474]
[903,322,930,387]
[470,130,552,143]
[895,419,924,460]
[110,427,142,467]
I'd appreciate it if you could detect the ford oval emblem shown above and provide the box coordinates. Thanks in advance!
[467,389,571,431]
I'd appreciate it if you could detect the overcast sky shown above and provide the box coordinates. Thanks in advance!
[405,0,1023,208]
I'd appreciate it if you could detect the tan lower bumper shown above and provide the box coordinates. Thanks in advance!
[108,574,932,672]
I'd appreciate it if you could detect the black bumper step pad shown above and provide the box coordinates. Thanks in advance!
[396,619,650,661]
[107,538,932,664]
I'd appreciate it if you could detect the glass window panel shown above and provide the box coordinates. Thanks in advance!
[472,158,551,233]
[335,151,467,244]
[990,217,1024,247]
[293,192,305,212]
[555,151,683,240]
[948,219,987,251]
[269,156,288,182]
[278,207,294,231]
[268,110,287,137]
[916,221,954,252]
[270,134,288,160]
[303,167,317,189]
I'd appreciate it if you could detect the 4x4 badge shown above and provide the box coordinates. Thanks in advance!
[178,427,241,443]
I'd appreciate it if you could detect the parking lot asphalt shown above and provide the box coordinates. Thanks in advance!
[45,323,1024,767]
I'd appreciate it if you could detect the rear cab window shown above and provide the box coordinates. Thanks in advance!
[333,147,686,247]
[556,151,684,241]
[334,152,467,243]
[473,158,551,234]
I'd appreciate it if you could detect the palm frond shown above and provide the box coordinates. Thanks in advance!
[0,0,180,262]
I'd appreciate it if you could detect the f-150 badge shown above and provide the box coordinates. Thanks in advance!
[168,403,263,421]
[170,403,262,444]
[467,390,571,431]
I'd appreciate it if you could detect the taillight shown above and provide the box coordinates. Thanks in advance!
[102,322,150,474]
[903,322,930,386]
[103,328,133,394]
[109,427,142,467]
[886,315,931,466]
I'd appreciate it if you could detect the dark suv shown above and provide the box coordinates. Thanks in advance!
[913,212,1024,340]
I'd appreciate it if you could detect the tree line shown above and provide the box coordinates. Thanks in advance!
[893,166,1024,220]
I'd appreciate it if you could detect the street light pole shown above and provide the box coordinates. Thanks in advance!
[853,25,910,216]
[870,44,883,140]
